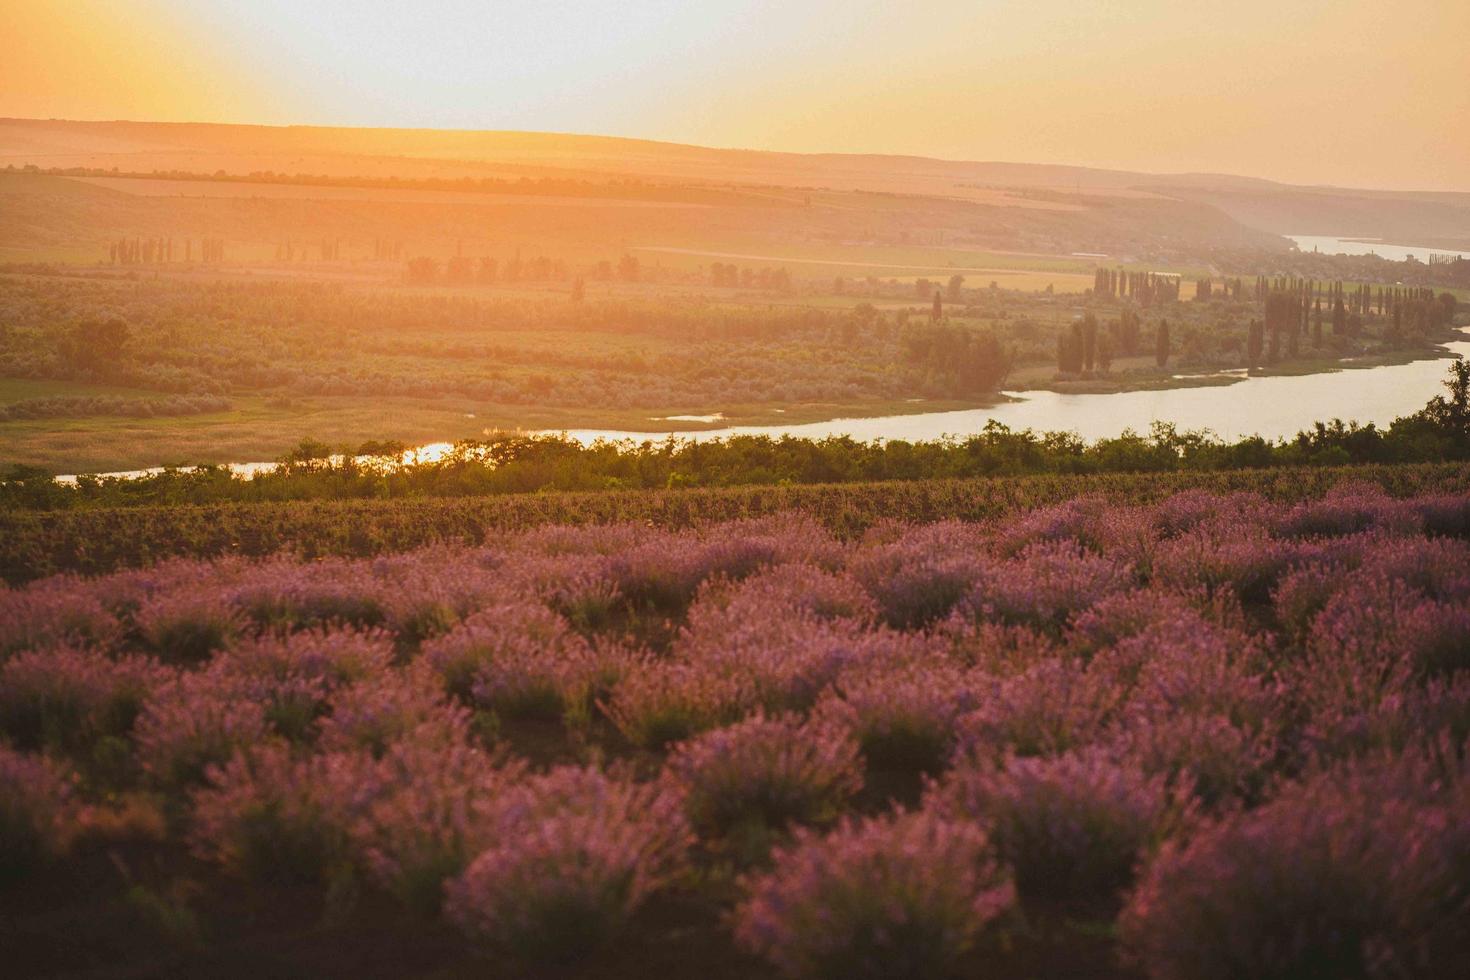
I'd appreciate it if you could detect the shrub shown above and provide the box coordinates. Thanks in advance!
[958,540,1133,630]
[1102,621,1280,804]
[664,713,862,845]
[606,523,811,615]
[0,578,121,657]
[850,523,990,629]
[1309,576,1470,682]
[509,553,622,631]
[1153,530,1300,606]
[819,658,982,774]
[0,748,75,882]
[1122,752,1469,980]
[134,671,272,787]
[675,614,917,713]
[929,749,1176,909]
[602,663,750,749]
[1304,675,1470,760]
[190,743,377,887]
[421,600,589,704]
[317,666,470,756]
[0,647,170,753]
[353,741,524,913]
[993,495,1115,556]
[1273,483,1420,539]
[443,767,690,962]
[214,627,396,741]
[733,810,1015,980]
[957,657,1122,759]
[1271,562,1346,639]
[134,589,243,665]
[230,560,386,632]
[1297,577,1470,742]
[1065,588,1206,658]
[685,563,877,630]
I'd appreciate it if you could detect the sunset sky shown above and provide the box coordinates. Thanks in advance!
[3,0,1467,191]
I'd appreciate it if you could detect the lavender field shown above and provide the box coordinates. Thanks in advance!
[3,481,1469,978]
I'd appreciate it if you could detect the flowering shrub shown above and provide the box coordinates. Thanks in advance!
[213,627,396,740]
[993,495,1114,555]
[509,553,623,630]
[685,563,877,629]
[1299,576,1470,737]
[134,670,272,787]
[229,558,386,631]
[675,613,918,712]
[1150,488,1266,539]
[134,589,243,664]
[0,748,75,881]
[1065,588,1207,658]
[421,600,589,705]
[1271,561,1346,639]
[0,579,121,657]
[0,646,170,753]
[1103,621,1280,803]
[1273,482,1421,539]
[0,483,1466,973]
[1122,751,1469,980]
[602,662,750,749]
[190,743,378,886]
[957,657,1122,759]
[604,516,831,615]
[958,540,1134,630]
[734,810,1015,980]
[819,657,983,774]
[931,749,1176,907]
[849,523,989,629]
[664,713,862,843]
[1304,675,1470,760]
[317,665,470,756]
[443,766,690,961]
[352,741,524,913]
[221,626,395,687]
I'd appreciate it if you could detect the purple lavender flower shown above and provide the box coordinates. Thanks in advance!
[733,809,1014,980]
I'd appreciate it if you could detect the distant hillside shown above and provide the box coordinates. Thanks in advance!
[2,119,1466,240]
[6,117,1464,258]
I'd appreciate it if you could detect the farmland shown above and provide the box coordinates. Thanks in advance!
[7,1,1470,976]
[2,123,1467,477]
[3,465,1469,978]
[1,252,1463,473]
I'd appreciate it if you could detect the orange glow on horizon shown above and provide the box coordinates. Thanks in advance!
[3,0,1467,192]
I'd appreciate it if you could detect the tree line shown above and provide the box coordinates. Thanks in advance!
[7,362,1467,510]
[109,237,225,264]
[1091,268,1182,304]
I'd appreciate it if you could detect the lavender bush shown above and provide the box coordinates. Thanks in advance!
[734,810,1015,979]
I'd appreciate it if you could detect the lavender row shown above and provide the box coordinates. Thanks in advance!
[2,483,1468,977]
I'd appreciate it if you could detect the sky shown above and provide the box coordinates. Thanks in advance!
[2,0,1467,191]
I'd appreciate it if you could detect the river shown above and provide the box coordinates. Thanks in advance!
[58,332,1467,482]
[556,335,1467,446]
[1287,235,1468,263]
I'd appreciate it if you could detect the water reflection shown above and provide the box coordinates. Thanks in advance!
[557,334,1468,446]
[56,333,1467,482]
[1287,235,1468,263]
